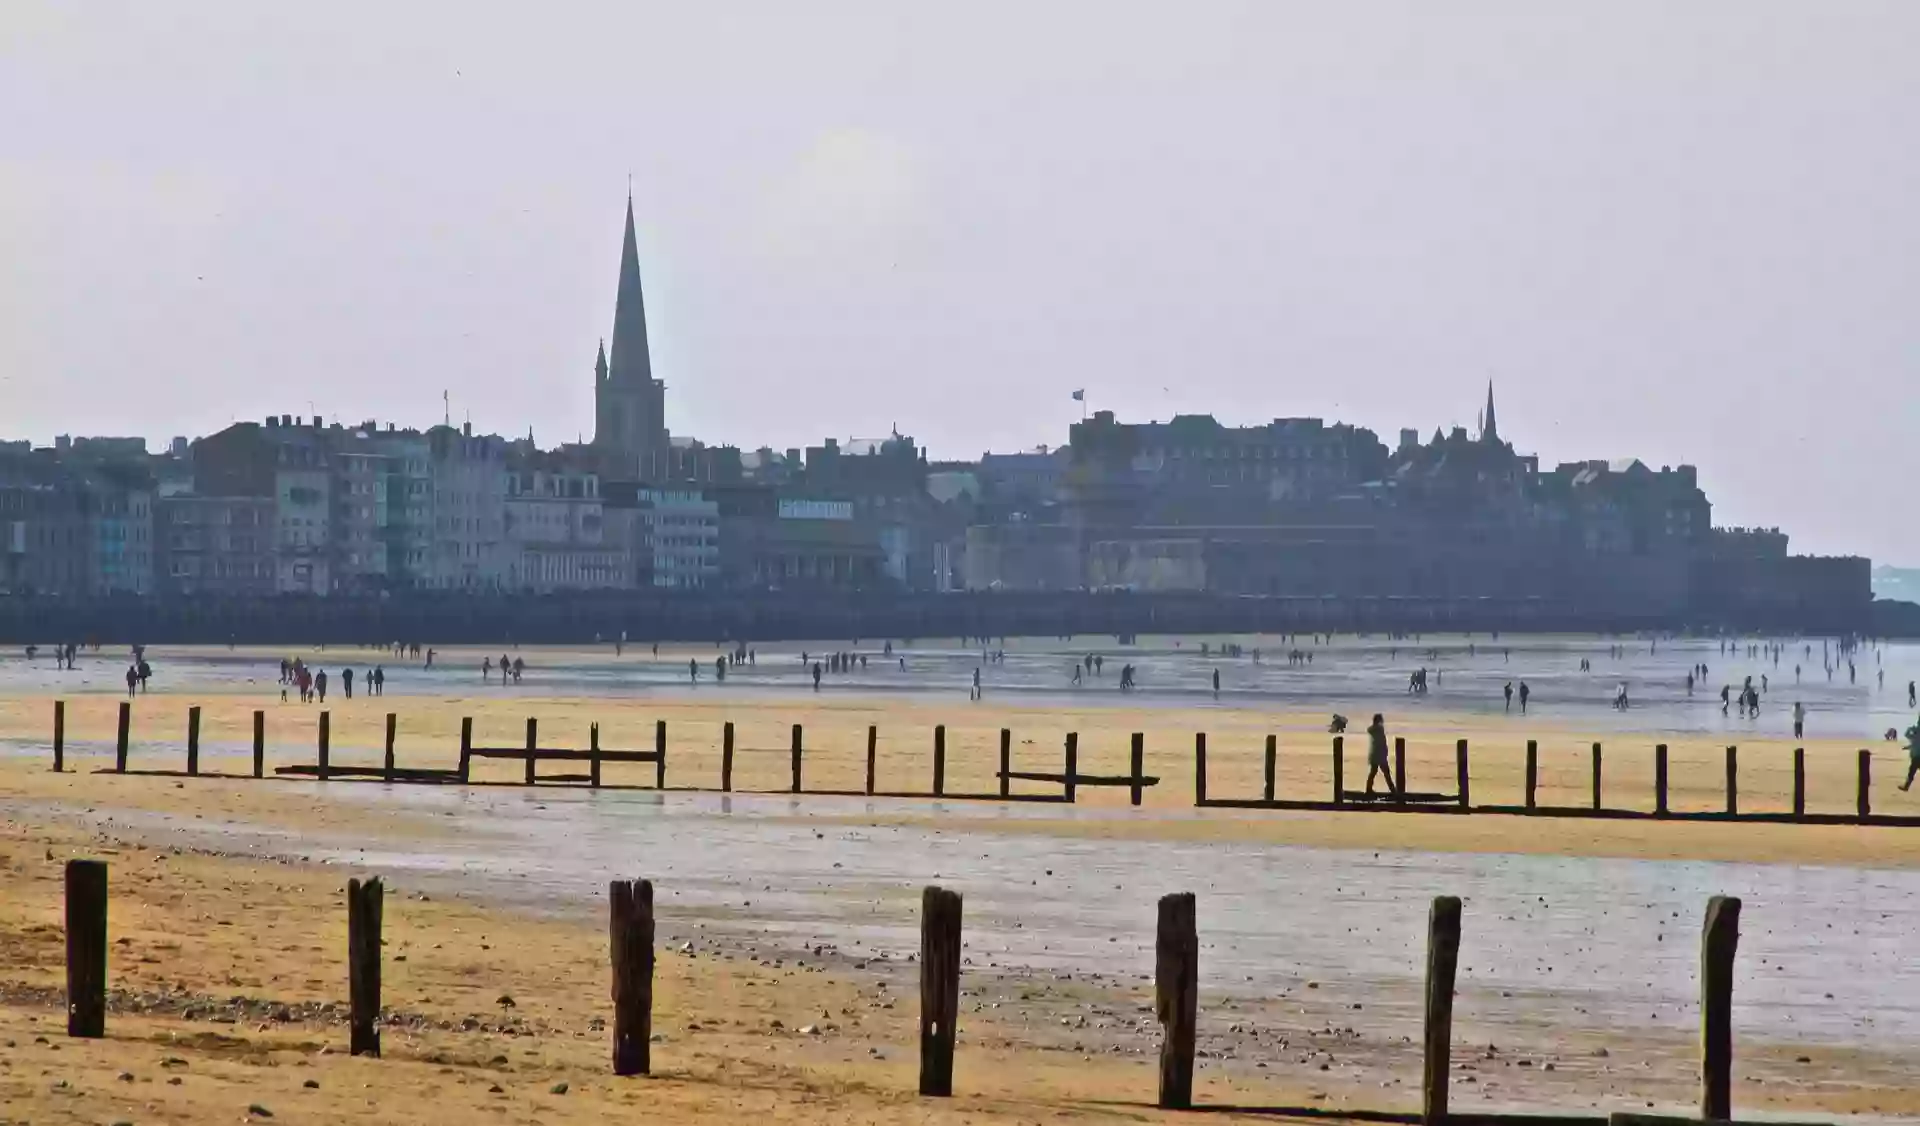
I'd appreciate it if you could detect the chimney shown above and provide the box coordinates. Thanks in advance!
[314,415,324,429]
[266,416,278,429]
[282,415,292,427]
[463,422,473,438]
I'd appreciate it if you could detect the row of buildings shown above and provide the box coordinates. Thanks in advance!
[1,197,1872,627]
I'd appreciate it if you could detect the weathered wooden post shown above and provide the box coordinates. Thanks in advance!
[1394,737,1407,804]
[383,712,397,783]
[457,716,473,783]
[1064,733,1078,803]
[65,859,107,1038]
[1724,746,1738,816]
[1524,739,1538,810]
[1156,892,1199,1110]
[721,721,734,792]
[1590,742,1602,810]
[1194,732,1208,806]
[1455,738,1470,810]
[186,705,201,775]
[1131,732,1146,807]
[1655,743,1669,816]
[865,725,878,795]
[1700,895,1741,1121]
[1857,750,1871,822]
[1792,748,1806,819]
[998,728,1012,798]
[790,723,804,794]
[609,878,655,1077]
[52,700,65,773]
[1262,734,1277,803]
[933,725,946,797]
[317,711,332,781]
[1332,735,1345,803]
[347,876,383,1058]
[654,719,667,790]
[115,701,130,773]
[1423,895,1463,1126]
[252,709,265,779]
[919,885,964,1097]
[524,717,538,786]
[589,723,602,789]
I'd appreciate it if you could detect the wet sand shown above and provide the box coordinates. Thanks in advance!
[3,640,1919,1122]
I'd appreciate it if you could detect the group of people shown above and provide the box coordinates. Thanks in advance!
[483,655,525,684]
[279,657,385,702]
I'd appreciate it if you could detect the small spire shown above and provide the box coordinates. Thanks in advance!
[594,338,608,382]
[1482,380,1499,442]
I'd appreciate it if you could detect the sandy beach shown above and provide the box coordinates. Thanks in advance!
[3,640,1919,1123]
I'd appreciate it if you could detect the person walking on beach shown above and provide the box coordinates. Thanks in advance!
[483,657,493,682]
[1518,681,1530,714]
[1365,714,1396,797]
[1910,681,1916,709]
[1503,682,1513,712]
[971,667,983,701]
[342,667,354,699]
[372,665,385,696]
[812,662,823,691]
[1212,668,1221,697]
[1792,701,1806,740]
[125,665,138,698]
[1900,719,1920,791]
[1720,684,1731,714]
[315,669,328,703]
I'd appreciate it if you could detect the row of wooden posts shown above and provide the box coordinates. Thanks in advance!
[1197,733,1892,823]
[59,701,1161,804]
[54,700,1908,824]
[57,856,1770,1123]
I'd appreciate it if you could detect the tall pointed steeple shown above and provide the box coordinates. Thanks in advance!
[594,338,608,383]
[607,194,653,385]
[1481,381,1499,443]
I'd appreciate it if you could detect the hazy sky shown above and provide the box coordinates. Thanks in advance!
[4,3,1916,560]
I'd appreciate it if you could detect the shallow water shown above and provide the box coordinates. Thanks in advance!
[57,782,1920,1053]
[7,635,1919,741]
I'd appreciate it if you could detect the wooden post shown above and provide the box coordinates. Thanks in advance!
[1792,748,1805,819]
[318,711,331,781]
[609,878,655,1076]
[589,723,602,789]
[1656,744,1669,816]
[1262,734,1276,803]
[1590,742,1602,810]
[1724,746,1738,816]
[383,712,397,783]
[653,719,666,790]
[458,717,473,783]
[721,722,734,792]
[790,723,804,794]
[919,886,963,1097]
[1194,732,1208,806]
[347,876,383,1058]
[1524,740,1538,810]
[998,728,1011,798]
[865,725,878,795]
[1131,732,1145,807]
[64,859,107,1038]
[524,717,538,786]
[1700,895,1741,1121]
[1155,892,1199,1110]
[115,701,130,773]
[1394,737,1407,804]
[1064,733,1078,803]
[1857,750,1871,822]
[186,705,201,775]
[1455,738,1470,810]
[1423,895,1463,1125]
[933,725,946,797]
[52,700,65,773]
[252,709,265,779]
[1332,735,1345,804]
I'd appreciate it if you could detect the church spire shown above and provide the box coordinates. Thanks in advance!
[607,193,653,386]
[594,338,607,383]
[1481,380,1499,443]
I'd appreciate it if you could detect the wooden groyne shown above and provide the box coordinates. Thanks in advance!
[44,855,1831,1124]
[44,699,1920,826]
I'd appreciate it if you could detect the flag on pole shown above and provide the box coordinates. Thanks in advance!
[1070,389,1085,401]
